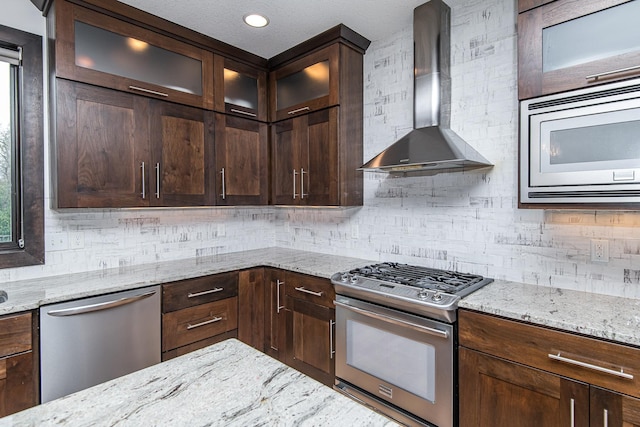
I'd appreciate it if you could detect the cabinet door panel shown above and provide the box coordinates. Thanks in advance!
[459,347,589,427]
[271,120,299,205]
[264,269,286,361]
[590,386,640,427]
[55,79,148,208]
[285,297,335,386]
[150,101,214,206]
[302,108,338,205]
[162,272,238,312]
[238,268,265,350]
[215,114,268,205]
[0,352,35,417]
[213,55,267,121]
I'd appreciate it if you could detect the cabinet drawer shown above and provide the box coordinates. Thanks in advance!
[163,272,238,312]
[162,297,238,351]
[0,313,32,358]
[285,272,334,308]
[459,309,640,398]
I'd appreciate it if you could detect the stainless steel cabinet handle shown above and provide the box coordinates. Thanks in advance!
[230,108,257,117]
[47,290,157,317]
[186,316,222,330]
[301,168,308,199]
[293,169,298,199]
[155,163,160,199]
[548,353,634,380]
[276,280,285,313]
[570,398,575,427]
[187,287,224,298]
[603,409,608,427]
[330,319,335,359]
[335,300,450,339]
[287,106,310,115]
[128,85,169,97]
[295,286,323,297]
[586,64,640,81]
[220,168,226,200]
[140,161,146,199]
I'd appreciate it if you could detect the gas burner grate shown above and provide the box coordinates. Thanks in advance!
[349,262,485,293]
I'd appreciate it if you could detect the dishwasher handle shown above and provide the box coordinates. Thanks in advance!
[47,290,157,317]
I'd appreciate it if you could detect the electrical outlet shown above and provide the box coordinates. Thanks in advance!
[590,239,609,263]
[216,224,226,237]
[46,232,69,252]
[69,232,85,249]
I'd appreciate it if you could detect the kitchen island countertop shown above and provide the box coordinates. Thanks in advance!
[0,338,398,427]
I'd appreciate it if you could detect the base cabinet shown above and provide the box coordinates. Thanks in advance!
[459,309,640,427]
[0,312,36,417]
[237,268,265,350]
[263,268,286,361]
[284,272,335,386]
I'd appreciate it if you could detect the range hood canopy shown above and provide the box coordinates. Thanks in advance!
[360,0,492,173]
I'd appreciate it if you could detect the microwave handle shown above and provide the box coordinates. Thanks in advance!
[586,64,640,81]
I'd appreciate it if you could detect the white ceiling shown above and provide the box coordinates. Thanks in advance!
[117,0,429,59]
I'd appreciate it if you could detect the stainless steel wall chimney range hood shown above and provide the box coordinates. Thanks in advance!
[360,0,493,173]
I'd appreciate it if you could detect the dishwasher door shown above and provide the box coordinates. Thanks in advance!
[40,285,161,403]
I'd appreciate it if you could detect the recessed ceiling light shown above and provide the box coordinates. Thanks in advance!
[243,13,269,28]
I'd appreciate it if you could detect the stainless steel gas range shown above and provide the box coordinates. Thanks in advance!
[331,262,493,427]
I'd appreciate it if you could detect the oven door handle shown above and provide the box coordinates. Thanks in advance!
[334,300,450,340]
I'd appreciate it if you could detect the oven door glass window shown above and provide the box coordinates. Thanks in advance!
[346,319,436,402]
[530,100,640,187]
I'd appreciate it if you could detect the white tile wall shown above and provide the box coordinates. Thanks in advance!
[276,0,640,298]
[6,0,640,299]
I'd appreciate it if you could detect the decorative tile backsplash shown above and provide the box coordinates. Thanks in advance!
[6,0,640,299]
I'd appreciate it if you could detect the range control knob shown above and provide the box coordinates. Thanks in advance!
[432,292,443,302]
[349,275,359,284]
[340,273,350,283]
[417,289,430,300]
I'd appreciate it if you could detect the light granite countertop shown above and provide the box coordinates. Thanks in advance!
[0,338,398,427]
[0,247,375,316]
[459,279,640,347]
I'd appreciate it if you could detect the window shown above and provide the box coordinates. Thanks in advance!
[0,24,44,268]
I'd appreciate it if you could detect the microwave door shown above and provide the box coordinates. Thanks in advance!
[529,98,640,188]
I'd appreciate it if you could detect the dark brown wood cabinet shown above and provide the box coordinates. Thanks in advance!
[214,114,269,205]
[237,268,265,350]
[459,309,640,426]
[284,271,335,386]
[0,312,36,417]
[51,0,214,109]
[518,0,640,99]
[214,55,267,122]
[54,79,215,208]
[264,268,286,361]
[272,108,339,206]
[162,272,238,360]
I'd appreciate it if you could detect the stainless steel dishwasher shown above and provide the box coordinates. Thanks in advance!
[40,285,161,403]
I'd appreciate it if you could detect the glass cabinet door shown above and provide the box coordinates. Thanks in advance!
[213,55,267,121]
[270,44,339,121]
[54,1,213,109]
[518,0,640,99]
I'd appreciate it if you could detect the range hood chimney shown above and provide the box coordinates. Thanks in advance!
[360,0,493,173]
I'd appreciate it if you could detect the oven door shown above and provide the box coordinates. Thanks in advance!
[334,295,454,427]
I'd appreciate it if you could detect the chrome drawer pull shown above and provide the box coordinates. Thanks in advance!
[548,353,634,380]
[293,169,298,199]
[287,106,310,115]
[276,280,285,313]
[187,316,223,330]
[187,288,224,298]
[220,168,226,200]
[604,409,609,427]
[570,398,575,427]
[586,64,640,81]
[230,108,257,117]
[128,85,169,97]
[140,162,146,199]
[330,319,335,359]
[295,286,323,297]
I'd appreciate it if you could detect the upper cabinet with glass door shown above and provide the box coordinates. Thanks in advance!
[213,55,267,122]
[269,44,339,121]
[518,0,640,100]
[52,0,214,109]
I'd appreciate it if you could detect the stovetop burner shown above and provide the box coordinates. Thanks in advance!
[331,262,494,322]
[348,262,485,294]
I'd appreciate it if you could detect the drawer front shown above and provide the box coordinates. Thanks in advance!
[0,313,32,358]
[163,271,238,312]
[162,297,238,351]
[459,309,640,398]
[285,272,334,308]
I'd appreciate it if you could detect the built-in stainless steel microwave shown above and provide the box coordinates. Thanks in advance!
[520,77,640,205]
